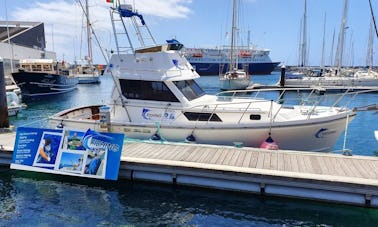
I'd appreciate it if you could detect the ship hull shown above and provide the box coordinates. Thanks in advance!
[12,72,78,97]
[190,62,280,75]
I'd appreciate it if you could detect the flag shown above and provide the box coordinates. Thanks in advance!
[106,0,113,3]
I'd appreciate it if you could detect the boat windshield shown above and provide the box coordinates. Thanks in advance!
[173,79,205,101]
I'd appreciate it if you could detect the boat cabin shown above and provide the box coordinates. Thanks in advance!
[17,59,73,76]
[18,59,57,74]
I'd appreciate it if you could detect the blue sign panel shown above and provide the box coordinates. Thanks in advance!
[11,127,124,180]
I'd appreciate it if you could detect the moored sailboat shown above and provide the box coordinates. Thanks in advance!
[73,0,100,84]
[219,0,251,90]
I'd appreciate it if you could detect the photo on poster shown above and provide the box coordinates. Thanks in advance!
[33,131,63,168]
[62,130,86,151]
[83,148,107,178]
[57,151,86,174]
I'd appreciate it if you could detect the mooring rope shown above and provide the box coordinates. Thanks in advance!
[368,0,378,39]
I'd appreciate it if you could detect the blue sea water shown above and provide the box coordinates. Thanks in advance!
[2,73,378,225]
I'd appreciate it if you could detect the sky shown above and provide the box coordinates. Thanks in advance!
[1,0,377,66]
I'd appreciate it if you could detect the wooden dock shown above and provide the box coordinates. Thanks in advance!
[1,131,378,207]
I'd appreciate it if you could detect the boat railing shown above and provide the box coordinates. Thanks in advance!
[170,88,376,127]
[210,87,378,123]
[216,87,378,105]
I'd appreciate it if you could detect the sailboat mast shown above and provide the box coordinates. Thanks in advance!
[329,28,335,66]
[366,19,374,69]
[86,0,92,65]
[336,0,348,72]
[230,0,237,70]
[301,0,307,67]
[321,13,326,69]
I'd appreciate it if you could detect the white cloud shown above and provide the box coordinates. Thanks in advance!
[9,0,192,63]
[133,0,192,18]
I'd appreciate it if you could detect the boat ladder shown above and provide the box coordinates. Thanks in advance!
[110,3,156,54]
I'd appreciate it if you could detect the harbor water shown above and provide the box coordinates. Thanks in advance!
[1,73,378,225]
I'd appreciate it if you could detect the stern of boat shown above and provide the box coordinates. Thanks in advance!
[49,105,105,130]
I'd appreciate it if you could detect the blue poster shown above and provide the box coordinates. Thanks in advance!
[11,127,124,180]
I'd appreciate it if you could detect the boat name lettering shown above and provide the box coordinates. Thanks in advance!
[142,108,175,120]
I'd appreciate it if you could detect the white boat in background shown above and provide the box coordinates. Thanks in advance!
[219,0,251,90]
[72,59,100,84]
[375,131,378,141]
[49,3,356,152]
[6,91,23,116]
[282,68,378,89]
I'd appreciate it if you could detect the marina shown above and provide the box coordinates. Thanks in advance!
[0,0,378,225]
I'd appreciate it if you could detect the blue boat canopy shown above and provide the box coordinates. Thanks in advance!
[166,39,184,51]
[118,6,145,25]
[166,39,181,44]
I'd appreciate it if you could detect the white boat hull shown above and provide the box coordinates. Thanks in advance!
[76,74,101,84]
[49,105,353,152]
[219,79,250,90]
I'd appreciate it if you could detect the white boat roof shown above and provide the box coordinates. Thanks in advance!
[19,59,55,64]
[108,50,200,81]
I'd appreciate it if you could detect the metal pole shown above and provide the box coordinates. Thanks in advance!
[0,60,10,128]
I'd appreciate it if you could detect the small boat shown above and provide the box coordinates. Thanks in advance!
[72,60,100,84]
[12,59,78,97]
[6,91,23,116]
[375,131,378,141]
[219,0,251,91]
[49,3,356,152]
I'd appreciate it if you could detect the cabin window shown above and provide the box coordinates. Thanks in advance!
[32,64,42,71]
[43,64,52,71]
[250,114,261,120]
[119,79,179,102]
[173,80,205,101]
[184,112,222,122]
[21,64,31,71]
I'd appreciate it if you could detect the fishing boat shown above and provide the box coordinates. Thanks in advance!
[12,59,78,97]
[219,0,251,90]
[49,3,356,152]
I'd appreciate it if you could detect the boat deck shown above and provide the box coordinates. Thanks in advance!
[1,131,378,207]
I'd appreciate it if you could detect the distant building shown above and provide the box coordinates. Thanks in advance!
[0,21,56,86]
